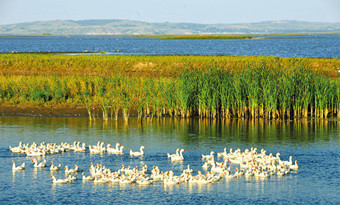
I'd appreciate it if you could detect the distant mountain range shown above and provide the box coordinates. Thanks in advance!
[0,19,339,35]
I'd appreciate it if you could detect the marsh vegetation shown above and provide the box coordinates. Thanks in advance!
[0,54,339,120]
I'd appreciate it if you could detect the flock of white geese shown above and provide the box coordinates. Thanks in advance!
[10,141,299,185]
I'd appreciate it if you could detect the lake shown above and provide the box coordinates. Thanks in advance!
[1,117,339,204]
[0,34,339,58]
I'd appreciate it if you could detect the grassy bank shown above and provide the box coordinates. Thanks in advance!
[141,35,253,39]
[0,54,339,120]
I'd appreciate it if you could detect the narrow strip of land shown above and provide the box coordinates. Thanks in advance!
[0,54,339,120]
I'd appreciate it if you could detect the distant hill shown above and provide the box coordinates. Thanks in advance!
[0,19,339,35]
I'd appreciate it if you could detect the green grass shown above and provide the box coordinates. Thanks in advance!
[0,54,339,120]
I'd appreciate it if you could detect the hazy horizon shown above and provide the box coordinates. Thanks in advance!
[1,18,340,27]
[1,0,339,26]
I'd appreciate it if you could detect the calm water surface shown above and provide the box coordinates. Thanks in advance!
[0,35,339,58]
[0,117,339,204]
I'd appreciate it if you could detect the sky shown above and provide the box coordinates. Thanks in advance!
[0,0,339,25]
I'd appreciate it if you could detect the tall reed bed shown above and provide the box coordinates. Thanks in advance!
[0,54,339,120]
[180,64,339,119]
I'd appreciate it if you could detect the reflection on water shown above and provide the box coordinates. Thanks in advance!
[1,117,339,147]
[0,116,339,204]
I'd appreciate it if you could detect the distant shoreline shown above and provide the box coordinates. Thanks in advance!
[0,19,339,35]
[1,32,339,37]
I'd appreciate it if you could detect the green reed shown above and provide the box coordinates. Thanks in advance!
[0,54,339,120]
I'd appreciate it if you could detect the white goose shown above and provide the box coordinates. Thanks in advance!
[290,160,299,170]
[11,161,25,171]
[67,173,77,181]
[51,175,69,183]
[136,177,153,185]
[280,156,293,166]
[210,162,225,173]
[167,148,180,158]
[74,165,83,172]
[107,143,121,153]
[31,159,46,168]
[9,142,23,153]
[74,143,87,152]
[50,161,61,171]
[64,165,76,174]
[89,142,105,154]
[26,150,45,157]
[170,149,185,161]
[217,148,227,158]
[82,173,94,181]
[202,151,215,160]
[202,160,210,169]
[108,144,125,154]
[130,146,146,157]
[184,165,193,173]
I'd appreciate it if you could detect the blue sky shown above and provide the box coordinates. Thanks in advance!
[0,0,339,25]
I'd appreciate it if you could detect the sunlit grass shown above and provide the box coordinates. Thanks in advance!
[0,54,339,120]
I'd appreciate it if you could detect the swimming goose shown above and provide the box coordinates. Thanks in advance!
[107,143,125,154]
[50,161,61,171]
[51,175,69,183]
[74,143,87,152]
[109,145,125,154]
[167,148,180,158]
[280,156,293,166]
[217,148,227,158]
[67,173,77,181]
[9,142,23,153]
[289,160,299,170]
[31,159,46,168]
[64,165,76,174]
[202,151,215,160]
[170,149,185,161]
[11,161,25,171]
[130,146,145,157]
[184,165,193,173]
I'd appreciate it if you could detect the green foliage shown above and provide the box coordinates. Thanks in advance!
[0,54,339,119]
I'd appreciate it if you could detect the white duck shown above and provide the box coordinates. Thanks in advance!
[130,146,146,157]
[11,161,25,171]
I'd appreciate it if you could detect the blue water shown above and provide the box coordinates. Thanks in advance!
[0,35,339,58]
[1,117,339,204]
